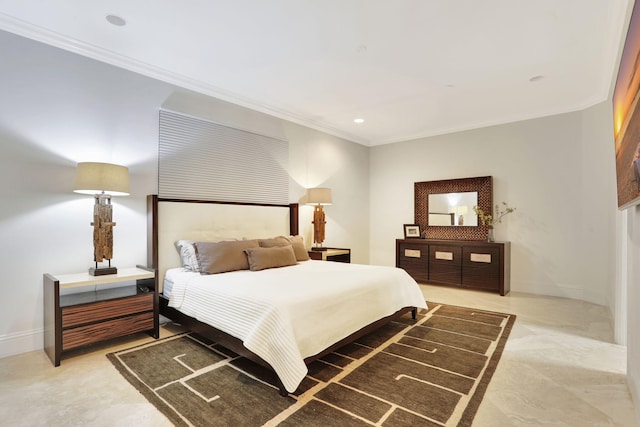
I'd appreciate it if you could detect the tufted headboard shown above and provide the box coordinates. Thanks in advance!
[146,195,299,292]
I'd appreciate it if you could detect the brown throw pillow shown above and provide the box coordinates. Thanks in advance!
[244,246,297,271]
[287,235,310,261]
[195,240,259,274]
[258,236,291,248]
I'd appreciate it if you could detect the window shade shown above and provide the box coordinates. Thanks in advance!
[159,109,289,204]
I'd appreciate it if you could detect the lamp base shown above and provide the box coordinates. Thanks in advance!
[312,204,327,247]
[89,266,118,276]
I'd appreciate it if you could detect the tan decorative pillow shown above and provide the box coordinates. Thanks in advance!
[195,240,259,274]
[244,245,297,271]
[258,236,291,248]
[287,235,309,261]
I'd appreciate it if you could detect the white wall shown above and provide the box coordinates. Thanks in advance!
[609,0,638,417]
[0,30,169,356]
[157,92,371,260]
[580,102,620,315]
[627,206,640,421]
[370,106,618,306]
[282,121,370,261]
[0,30,369,358]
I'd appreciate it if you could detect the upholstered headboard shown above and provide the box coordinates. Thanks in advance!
[147,195,299,292]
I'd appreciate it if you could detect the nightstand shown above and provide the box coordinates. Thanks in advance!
[43,266,158,366]
[308,247,351,263]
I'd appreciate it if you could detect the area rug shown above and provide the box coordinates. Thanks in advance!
[107,302,515,426]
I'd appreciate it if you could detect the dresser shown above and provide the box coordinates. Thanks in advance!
[396,239,510,295]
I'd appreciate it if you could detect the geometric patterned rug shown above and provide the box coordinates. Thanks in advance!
[107,302,516,426]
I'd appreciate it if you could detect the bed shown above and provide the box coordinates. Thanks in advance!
[147,195,427,395]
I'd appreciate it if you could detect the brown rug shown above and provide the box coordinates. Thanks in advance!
[107,303,515,426]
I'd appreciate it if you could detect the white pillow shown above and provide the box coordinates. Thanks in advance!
[175,240,199,271]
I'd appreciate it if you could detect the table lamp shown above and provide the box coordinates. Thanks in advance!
[74,162,129,276]
[306,187,332,248]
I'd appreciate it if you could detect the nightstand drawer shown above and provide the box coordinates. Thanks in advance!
[62,293,153,328]
[63,312,154,349]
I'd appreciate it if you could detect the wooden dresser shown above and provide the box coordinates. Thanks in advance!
[396,239,510,295]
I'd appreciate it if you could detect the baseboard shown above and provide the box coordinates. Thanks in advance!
[0,328,43,359]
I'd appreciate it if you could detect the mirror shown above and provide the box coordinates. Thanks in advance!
[428,192,478,226]
[414,176,492,240]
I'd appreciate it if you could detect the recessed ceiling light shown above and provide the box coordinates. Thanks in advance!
[354,118,365,124]
[529,75,544,82]
[106,14,126,26]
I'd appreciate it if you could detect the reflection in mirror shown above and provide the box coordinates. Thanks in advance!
[428,192,478,226]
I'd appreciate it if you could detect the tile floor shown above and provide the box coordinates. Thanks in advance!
[424,285,636,426]
[0,285,636,426]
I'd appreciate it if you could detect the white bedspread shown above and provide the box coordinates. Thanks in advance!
[165,260,427,392]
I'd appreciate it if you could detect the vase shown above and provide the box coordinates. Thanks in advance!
[487,226,495,242]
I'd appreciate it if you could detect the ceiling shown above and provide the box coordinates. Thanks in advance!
[0,1,632,146]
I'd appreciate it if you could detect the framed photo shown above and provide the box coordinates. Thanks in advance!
[403,224,421,239]
[613,1,640,209]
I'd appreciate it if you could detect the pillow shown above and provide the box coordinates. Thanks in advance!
[195,240,259,274]
[286,235,310,261]
[244,245,297,271]
[175,240,199,271]
[258,236,291,248]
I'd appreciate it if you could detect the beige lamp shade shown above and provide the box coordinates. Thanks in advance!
[306,187,332,205]
[74,162,130,196]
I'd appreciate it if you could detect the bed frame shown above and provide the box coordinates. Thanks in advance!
[146,195,417,395]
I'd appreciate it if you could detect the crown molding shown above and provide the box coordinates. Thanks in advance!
[0,13,370,146]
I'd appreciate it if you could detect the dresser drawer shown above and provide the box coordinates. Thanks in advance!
[62,293,153,328]
[429,245,462,284]
[63,312,154,350]
[462,246,501,290]
[397,243,428,282]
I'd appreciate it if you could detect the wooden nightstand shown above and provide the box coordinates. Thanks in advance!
[43,266,158,366]
[308,247,351,263]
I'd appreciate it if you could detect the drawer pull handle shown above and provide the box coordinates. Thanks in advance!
[404,249,421,258]
[435,251,453,261]
[470,253,491,263]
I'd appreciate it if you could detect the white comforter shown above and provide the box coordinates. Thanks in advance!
[166,260,427,392]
